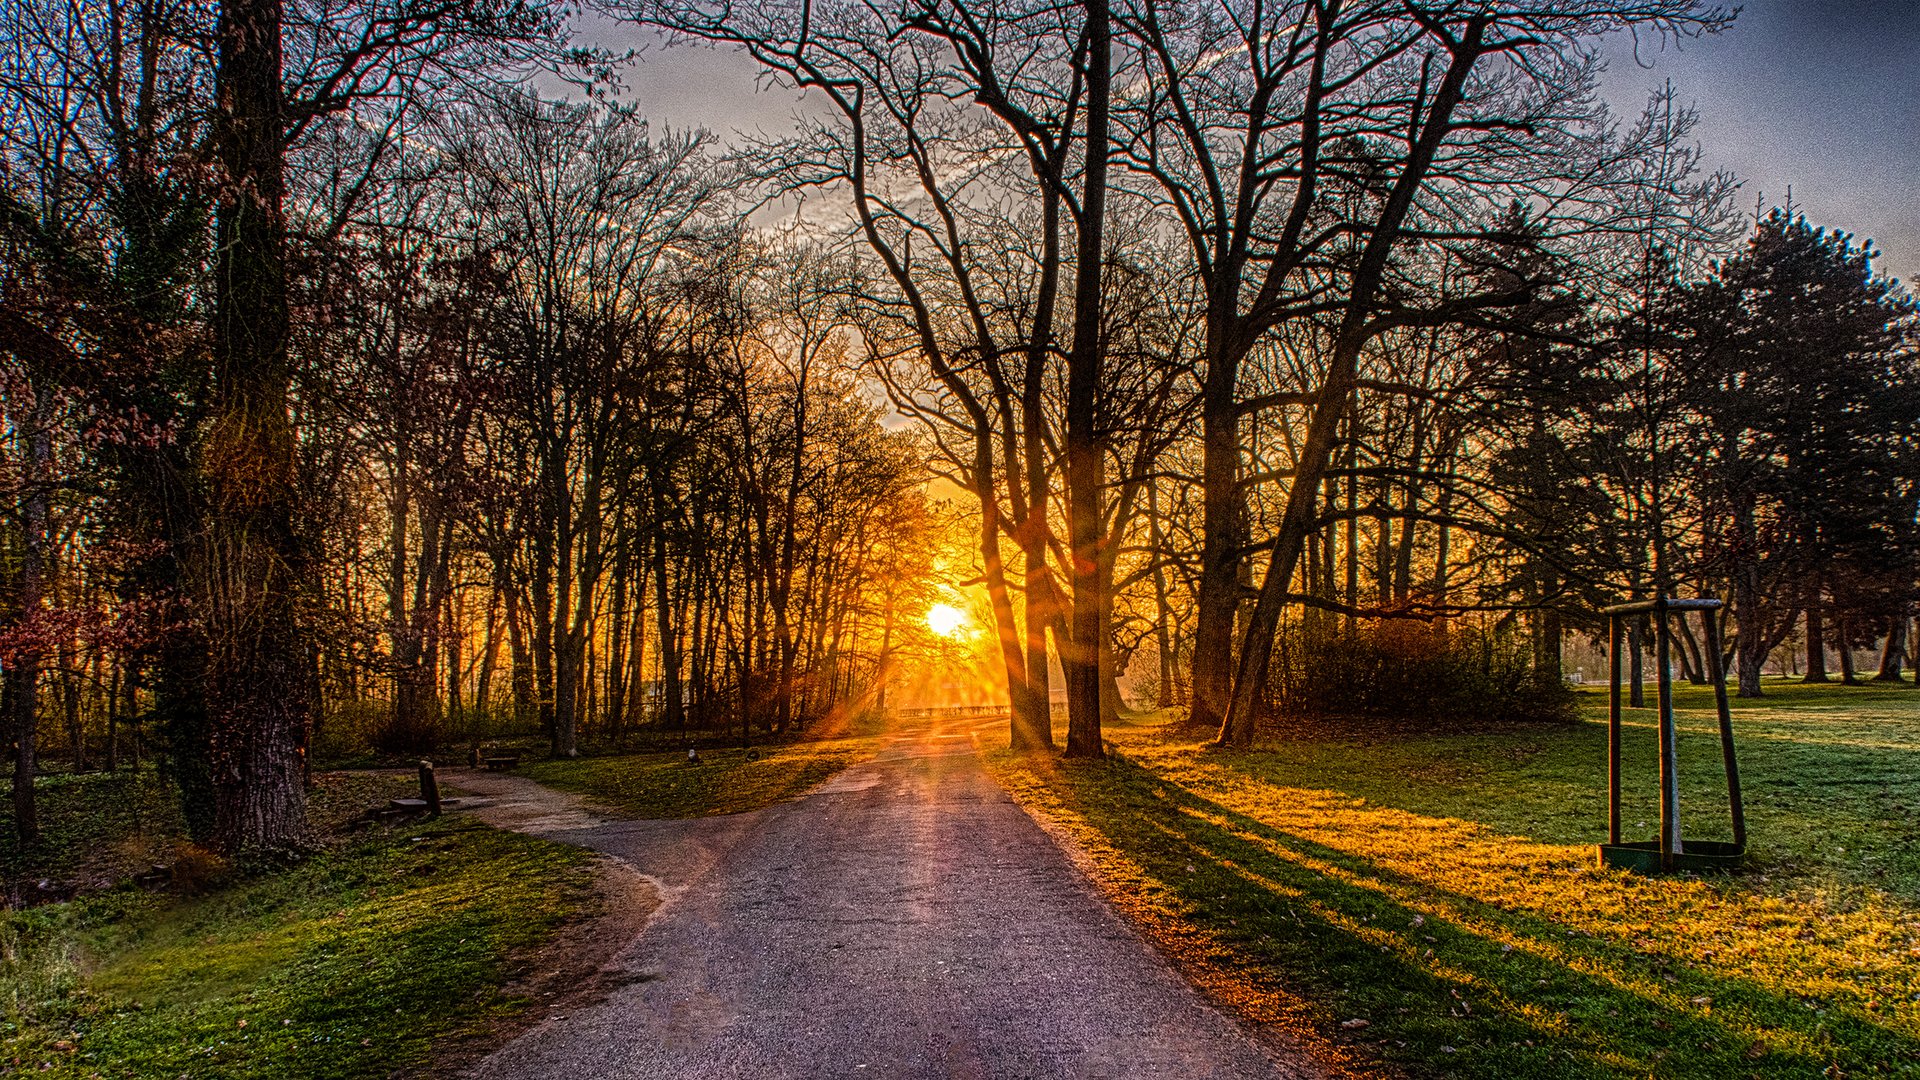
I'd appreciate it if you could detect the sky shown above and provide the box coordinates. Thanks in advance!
[1598,0,1919,285]
[601,0,1919,285]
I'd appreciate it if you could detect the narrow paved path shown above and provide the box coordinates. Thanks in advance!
[460,720,1316,1080]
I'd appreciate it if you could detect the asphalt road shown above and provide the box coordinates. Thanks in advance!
[462,720,1314,1080]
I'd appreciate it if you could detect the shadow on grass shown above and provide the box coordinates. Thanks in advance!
[1169,690,1919,897]
[1042,751,1918,1079]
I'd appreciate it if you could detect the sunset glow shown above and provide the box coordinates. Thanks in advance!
[925,603,971,638]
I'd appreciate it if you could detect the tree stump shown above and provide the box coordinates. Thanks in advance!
[418,760,441,817]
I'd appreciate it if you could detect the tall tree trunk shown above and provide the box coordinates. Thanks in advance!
[1732,575,1769,698]
[979,471,1030,744]
[386,458,429,752]
[6,661,37,845]
[1628,617,1646,707]
[1836,612,1858,685]
[873,605,894,714]
[1392,509,1416,606]
[1061,0,1110,759]
[607,540,628,741]
[1803,588,1830,683]
[62,649,83,771]
[7,381,51,842]
[625,576,646,735]
[106,660,123,772]
[1374,478,1394,604]
[581,608,597,741]
[505,587,534,732]
[1430,466,1452,628]
[1532,607,1563,683]
[1016,181,1061,748]
[1874,609,1908,683]
[1344,422,1360,635]
[1190,348,1243,733]
[652,526,684,729]
[1674,615,1706,685]
[475,587,500,716]
[1096,518,1125,725]
[1015,537,1053,748]
[773,604,795,735]
[553,628,582,756]
[444,578,463,730]
[1147,475,1176,708]
[531,510,557,743]
[200,0,311,852]
[694,553,718,717]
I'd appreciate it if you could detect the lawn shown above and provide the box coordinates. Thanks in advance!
[989,678,1920,1079]
[1,770,418,895]
[0,778,596,1079]
[525,736,881,818]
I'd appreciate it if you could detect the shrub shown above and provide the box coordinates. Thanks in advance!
[1269,617,1577,728]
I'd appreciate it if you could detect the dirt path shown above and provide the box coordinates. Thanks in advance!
[454,722,1320,1080]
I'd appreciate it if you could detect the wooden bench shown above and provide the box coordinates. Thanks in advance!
[483,754,521,771]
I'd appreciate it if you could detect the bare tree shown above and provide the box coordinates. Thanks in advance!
[1105,1,1733,743]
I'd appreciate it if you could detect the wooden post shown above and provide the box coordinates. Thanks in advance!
[1654,600,1681,868]
[418,760,441,817]
[1608,614,1623,846]
[1701,610,1746,849]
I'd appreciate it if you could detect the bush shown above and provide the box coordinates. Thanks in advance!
[311,698,544,764]
[1269,617,1577,728]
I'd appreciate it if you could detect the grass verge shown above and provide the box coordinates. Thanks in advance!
[525,736,881,818]
[0,813,595,1079]
[2,771,420,895]
[988,679,1920,1079]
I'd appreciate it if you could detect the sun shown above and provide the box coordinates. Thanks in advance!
[925,602,971,638]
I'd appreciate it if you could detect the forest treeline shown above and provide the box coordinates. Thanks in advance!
[2,0,1917,853]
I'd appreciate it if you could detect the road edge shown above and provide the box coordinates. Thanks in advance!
[976,739,1388,1080]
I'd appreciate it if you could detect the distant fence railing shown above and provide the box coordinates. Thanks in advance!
[894,704,1011,720]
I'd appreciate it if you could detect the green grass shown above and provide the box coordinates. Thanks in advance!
[0,771,182,892]
[2,770,418,892]
[525,736,881,818]
[0,815,595,1078]
[989,678,1920,1079]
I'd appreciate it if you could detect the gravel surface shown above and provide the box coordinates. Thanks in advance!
[461,720,1318,1080]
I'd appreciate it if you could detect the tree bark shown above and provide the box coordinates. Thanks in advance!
[106,661,122,772]
[203,0,311,852]
[651,522,684,729]
[6,380,50,842]
[1189,347,1243,732]
[1147,475,1176,708]
[475,586,500,716]
[1629,617,1646,707]
[1874,610,1908,683]
[1836,611,1858,685]
[62,648,83,771]
[1016,180,1061,748]
[6,661,37,845]
[1673,615,1707,685]
[1061,0,1110,759]
[1532,606,1563,683]
[1733,599,1769,699]
[1803,589,1830,683]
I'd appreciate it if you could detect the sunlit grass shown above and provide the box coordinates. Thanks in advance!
[525,735,882,818]
[989,678,1920,1078]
